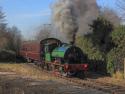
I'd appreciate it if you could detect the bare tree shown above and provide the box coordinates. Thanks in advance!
[35,24,51,41]
[0,7,5,23]
[0,7,22,53]
[117,0,125,20]
[0,7,8,49]
[7,26,22,54]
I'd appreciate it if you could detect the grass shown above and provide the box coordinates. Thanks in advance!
[0,63,57,81]
[0,63,125,87]
[113,71,124,79]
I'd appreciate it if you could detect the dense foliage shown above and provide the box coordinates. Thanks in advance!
[76,36,104,61]
[107,26,125,75]
[89,16,114,53]
[76,36,106,72]
[0,49,16,62]
[77,16,125,75]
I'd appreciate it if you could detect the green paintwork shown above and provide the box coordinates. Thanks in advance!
[45,53,51,62]
[44,44,71,62]
[52,44,70,58]
[44,44,51,62]
[52,51,65,58]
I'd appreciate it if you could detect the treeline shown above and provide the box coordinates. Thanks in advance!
[0,8,22,62]
[76,16,125,78]
[76,0,125,78]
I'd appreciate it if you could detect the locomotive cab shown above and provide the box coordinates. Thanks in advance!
[40,38,62,63]
[44,43,61,62]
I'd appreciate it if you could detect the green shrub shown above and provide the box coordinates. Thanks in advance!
[106,25,125,76]
[0,49,16,62]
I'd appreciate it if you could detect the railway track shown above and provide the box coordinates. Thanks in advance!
[27,63,125,94]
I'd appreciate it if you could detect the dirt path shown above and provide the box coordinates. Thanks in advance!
[0,72,109,94]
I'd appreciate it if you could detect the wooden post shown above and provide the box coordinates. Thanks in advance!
[124,58,125,79]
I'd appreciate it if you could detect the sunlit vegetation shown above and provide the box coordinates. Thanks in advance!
[76,16,125,77]
[0,63,57,80]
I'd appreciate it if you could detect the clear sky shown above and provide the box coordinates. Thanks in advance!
[0,0,118,39]
[97,0,117,9]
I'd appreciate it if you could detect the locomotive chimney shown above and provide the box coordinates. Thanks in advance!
[70,41,74,45]
[70,27,78,46]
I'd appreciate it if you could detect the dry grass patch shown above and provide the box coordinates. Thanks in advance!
[0,63,56,81]
[113,71,124,79]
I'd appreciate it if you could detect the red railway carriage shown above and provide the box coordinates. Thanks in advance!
[20,41,41,62]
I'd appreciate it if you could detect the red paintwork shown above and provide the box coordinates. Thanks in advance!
[52,59,88,72]
[20,41,41,61]
[64,64,88,72]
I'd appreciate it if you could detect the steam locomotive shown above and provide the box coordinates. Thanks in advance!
[20,38,88,78]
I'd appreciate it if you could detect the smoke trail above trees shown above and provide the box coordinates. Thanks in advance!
[76,0,99,35]
[52,0,78,44]
[52,0,120,43]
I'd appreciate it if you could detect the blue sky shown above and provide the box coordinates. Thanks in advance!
[0,0,118,39]
[97,0,117,9]
[0,0,53,39]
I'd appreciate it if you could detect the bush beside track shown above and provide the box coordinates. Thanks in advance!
[0,49,16,62]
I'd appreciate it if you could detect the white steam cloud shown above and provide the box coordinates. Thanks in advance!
[52,0,120,43]
[52,0,78,44]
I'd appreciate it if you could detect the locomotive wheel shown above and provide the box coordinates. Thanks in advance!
[46,64,50,71]
[59,66,67,76]
[43,63,47,70]
[31,59,34,63]
[34,61,37,65]
[48,64,53,71]
[77,71,85,79]
[68,72,77,76]
[51,65,55,71]
[27,58,31,63]
[62,72,68,77]
[59,66,76,77]
[45,63,53,71]
[61,71,76,77]
[41,62,44,69]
